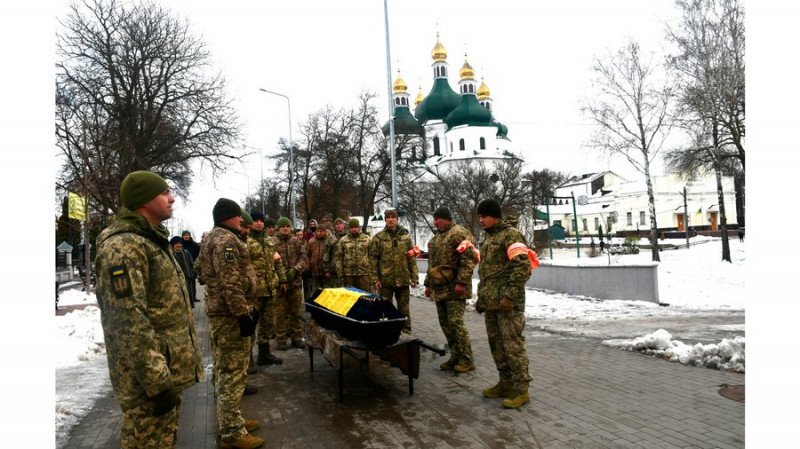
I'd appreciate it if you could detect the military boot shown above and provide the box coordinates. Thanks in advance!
[453,362,475,373]
[220,433,264,449]
[257,343,283,365]
[482,379,513,398]
[244,419,260,432]
[243,383,258,395]
[276,340,289,350]
[439,356,457,371]
[502,389,531,409]
[247,348,257,374]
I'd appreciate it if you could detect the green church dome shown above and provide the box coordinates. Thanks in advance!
[444,94,492,128]
[414,78,461,124]
[383,105,424,136]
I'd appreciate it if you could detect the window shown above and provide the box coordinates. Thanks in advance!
[639,211,646,226]
[594,217,599,230]
[607,217,612,232]
[459,139,465,151]
[582,218,588,231]
[480,137,486,149]
[554,220,562,227]
[626,212,632,226]
[433,137,440,156]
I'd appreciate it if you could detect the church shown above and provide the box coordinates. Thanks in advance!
[383,33,521,173]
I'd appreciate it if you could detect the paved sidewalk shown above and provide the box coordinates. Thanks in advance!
[63,288,744,448]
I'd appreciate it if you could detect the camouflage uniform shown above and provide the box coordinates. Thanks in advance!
[95,208,202,448]
[328,229,348,286]
[333,231,372,292]
[369,225,419,333]
[477,218,533,394]
[195,224,257,443]
[424,222,478,367]
[250,229,286,345]
[307,233,337,296]
[274,233,309,346]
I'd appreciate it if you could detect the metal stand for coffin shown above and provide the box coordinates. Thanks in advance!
[303,290,445,402]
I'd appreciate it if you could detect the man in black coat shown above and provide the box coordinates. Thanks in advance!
[181,230,201,259]
[170,236,198,306]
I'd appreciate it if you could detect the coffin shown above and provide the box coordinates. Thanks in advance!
[305,287,406,348]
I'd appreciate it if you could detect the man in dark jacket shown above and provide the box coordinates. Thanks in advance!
[181,230,201,259]
[170,236,198,307]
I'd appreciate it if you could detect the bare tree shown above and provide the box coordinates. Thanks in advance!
[582,39,675,262]
[665,0,745,262]
[56,0,243,216]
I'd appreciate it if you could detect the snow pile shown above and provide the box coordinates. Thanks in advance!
[603,329,745,373]
[56,305,105,366]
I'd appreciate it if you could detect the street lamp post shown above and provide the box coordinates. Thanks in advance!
[383,0,398,208]
[259,88,296,226]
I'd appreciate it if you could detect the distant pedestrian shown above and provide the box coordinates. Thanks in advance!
[170,236,198,307]
[95,171,202,448]
[424,207,478,373]
[476,199,533,409]
[181,230,201,259]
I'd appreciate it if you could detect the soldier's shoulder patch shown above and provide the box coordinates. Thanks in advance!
[109,265,132,297]
[224,245,237,262]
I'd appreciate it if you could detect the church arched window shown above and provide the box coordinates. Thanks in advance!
[433,137,440,156]
[459,139,465,151]
[480,137,486,149]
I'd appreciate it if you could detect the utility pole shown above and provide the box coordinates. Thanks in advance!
[682,186,689,249]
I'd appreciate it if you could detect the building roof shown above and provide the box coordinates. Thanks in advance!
[414,78,461,123]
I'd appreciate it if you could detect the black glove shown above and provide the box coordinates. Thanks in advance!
[152,388,181,416]
[250,308,260,324]
[475,302,485,314]
[237,314,256,337]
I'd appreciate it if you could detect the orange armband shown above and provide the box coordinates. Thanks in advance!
[273,252,281,261]
[456,240,481,262]
[507,243,539,270]
[407,245,421,258]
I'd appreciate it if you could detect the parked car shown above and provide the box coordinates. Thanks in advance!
[608,243,639,255]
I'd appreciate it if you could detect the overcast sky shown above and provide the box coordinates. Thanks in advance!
[130,0,685,234]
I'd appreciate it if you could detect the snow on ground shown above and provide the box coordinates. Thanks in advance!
[55,236,745,447]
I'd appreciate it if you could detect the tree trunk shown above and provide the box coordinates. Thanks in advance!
[643,159,661,262]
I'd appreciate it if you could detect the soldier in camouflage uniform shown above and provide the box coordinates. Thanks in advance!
[327,218,348,287]
[196,199,264,449]
[424,207,478,374]
[307,223,337,296]
[475,199,533,409]
[248,211,287,365]
[332,217,347,240]
[333,218,372,292]
[273,217,309,349]
[95,171,203,448]
[369,209,419,333]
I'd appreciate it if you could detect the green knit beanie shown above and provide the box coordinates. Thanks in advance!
[348,218,360,228]
[120,171,169,210]
[433,207,452,221]
[276,217,291,228]
[213,198,241,224]
[241,210,253,226]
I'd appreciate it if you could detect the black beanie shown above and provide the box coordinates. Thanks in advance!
[213,198,241,224]
[265,217,276,227]
[249,210,266,222]
[169,236,183,246]
[120,171,169,210]
[433,207,452,221]
[477,199,503,218]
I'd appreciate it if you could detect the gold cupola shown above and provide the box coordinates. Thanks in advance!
[431,33,448,62]
[414,86,424,106]
[477,77,491,100]
[459,54,475,80]
[393,71,408,94]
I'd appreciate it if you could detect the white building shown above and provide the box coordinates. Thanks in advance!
[543,171,739,237]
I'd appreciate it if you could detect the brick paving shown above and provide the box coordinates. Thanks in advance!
[63,286,745,448]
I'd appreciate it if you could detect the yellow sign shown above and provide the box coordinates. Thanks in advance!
[68,192,87,220]
[313,288,364,316]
